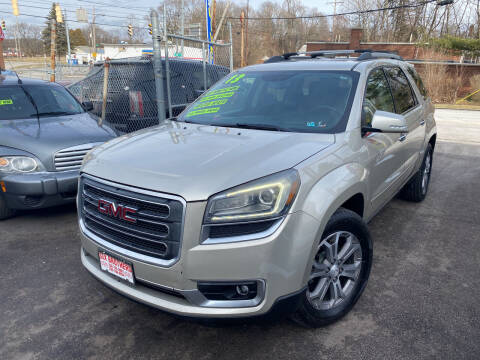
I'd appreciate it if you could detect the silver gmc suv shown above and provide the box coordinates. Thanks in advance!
[78,50,436,327]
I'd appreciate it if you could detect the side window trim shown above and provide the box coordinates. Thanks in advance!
[383,65,418,115]
[361,66,397,130]
[381,66,398,114]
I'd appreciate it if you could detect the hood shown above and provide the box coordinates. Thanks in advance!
[0,112,116,170]
[83,121,334,201]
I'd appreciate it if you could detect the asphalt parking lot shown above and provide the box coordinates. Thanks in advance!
[1,109,479,360]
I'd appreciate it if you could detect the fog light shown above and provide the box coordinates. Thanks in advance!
[197,281,258,301]
[236,285,250,296]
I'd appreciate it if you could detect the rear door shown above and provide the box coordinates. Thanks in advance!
[383,66,424,179]
[362,67,406,211]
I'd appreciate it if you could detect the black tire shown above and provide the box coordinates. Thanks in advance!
[0,195,16,220]
[291,208,373,328]
[400,144,433,202]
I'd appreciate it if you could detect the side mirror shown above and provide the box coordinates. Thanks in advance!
[82,101,94,112]
[363,111,408,134]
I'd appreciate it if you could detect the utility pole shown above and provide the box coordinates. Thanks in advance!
[0,28,5,70]
[211,0,216,43]
[50,18,56,82]
[92,6,96,61]
[327,0,343,42]
[245,0,249,65]
[240,10,245,67]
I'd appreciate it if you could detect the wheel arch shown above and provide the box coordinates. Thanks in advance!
[295,163,369,284]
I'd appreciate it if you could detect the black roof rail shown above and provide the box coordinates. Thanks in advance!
[357,51,403,61]
[263,49,403,63]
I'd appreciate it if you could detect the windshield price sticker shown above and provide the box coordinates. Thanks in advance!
[0,99,13,106]
[193,99,229,109]
[186,107,220,117]
[208,86,239,95]
[185,74,248,117]
[199,92,235,102]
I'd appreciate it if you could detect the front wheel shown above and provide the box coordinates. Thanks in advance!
[292,208,373,327]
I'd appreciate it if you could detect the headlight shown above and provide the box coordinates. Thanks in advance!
[204,169,300,223]
[0,156,41,173]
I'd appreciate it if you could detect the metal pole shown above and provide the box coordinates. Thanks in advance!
[100,57,110,126]
[228,22,233,72]
[15,17,21,58]
[202,42,207,91]
[151,10,166,123]
[50,18,56,82]
[163,4,172,118]
[181,0,184,57]
[64,11,71,64]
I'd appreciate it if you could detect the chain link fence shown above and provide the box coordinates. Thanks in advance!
[67,30,233,134]
[14,63,91,83]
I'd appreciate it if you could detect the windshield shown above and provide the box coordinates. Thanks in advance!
[0,84,84,120]
[180,70,359,133]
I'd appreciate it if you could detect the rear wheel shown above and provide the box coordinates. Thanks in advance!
[400,144,433,202]
[292,208,372,327]
[0,195,16,220]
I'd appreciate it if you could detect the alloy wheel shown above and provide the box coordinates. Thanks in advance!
[307,231,362,310]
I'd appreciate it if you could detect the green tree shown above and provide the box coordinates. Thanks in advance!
[41,3,67,56]
[69,28,87,49]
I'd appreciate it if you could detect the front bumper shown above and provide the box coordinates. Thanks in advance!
[0,170,78,210]
[80,204,320,318]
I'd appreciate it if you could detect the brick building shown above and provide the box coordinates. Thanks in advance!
[305,29,480,100]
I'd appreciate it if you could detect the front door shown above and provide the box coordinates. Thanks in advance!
[362,67,407,212]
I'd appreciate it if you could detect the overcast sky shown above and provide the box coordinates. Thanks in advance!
[0,0,333,35]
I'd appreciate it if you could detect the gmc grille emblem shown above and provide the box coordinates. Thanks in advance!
[98,199,137,223]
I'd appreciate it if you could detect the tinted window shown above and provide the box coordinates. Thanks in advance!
[24,85,84,117]
[384,67,416,114]
[180,70,358,134]
[0,86,37,120]
[363,68,395,127]
[407,67,427,99]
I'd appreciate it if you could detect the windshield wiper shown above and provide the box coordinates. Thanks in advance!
[31,111,78,117]
[234,123,288,132]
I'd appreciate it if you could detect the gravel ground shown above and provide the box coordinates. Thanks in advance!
[0,109,479,360]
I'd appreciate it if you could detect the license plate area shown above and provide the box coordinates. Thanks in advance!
[99,251,135,284]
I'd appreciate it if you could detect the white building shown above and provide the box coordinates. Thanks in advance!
[102,43,203,60]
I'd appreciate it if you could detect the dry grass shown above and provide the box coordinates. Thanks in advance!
[419,63,464,104]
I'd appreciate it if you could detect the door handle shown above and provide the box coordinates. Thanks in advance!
[419,119,425,126]
[398,134,407,142]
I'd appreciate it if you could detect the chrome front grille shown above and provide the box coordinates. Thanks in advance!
[54,143,98,171]
[80,176,184,261]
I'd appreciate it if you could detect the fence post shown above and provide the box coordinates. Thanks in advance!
[163,4,173,118]
[151,10,166,123]
[50,18,56,82]
[100,57,110,127]
[202,42,207,92]
[228,22,233,72]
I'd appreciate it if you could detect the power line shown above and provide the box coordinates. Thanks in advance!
[228,0,439,20]
[1,11,144,29]
[0,1,150,21]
